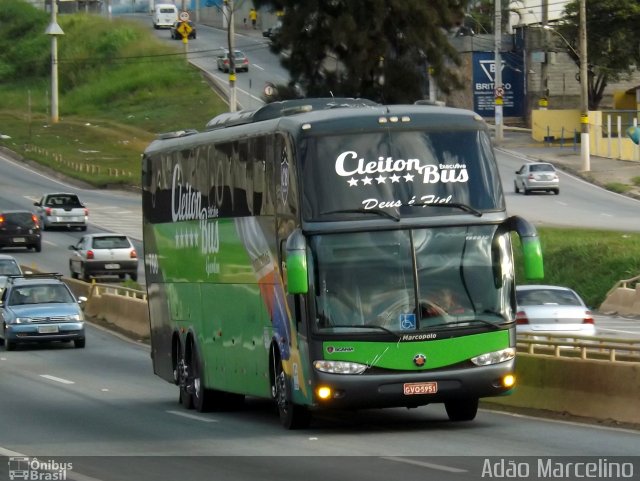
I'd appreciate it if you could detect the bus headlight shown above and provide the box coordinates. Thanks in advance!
[313,360,367,374]
[471,347,516,366]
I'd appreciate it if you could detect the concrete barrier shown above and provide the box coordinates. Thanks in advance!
[83,290,150,340]
[600,282,640,317]
[484,354,640,425]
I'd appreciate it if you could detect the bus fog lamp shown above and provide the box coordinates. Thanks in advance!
[502,374,516,388]
[471,347,515,366]
[313,360,367,374]
[317,386,333,399]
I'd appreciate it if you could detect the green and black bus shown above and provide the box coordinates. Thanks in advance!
[141,98,544,429]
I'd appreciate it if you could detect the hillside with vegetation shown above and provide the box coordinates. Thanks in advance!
[0,0,226,188]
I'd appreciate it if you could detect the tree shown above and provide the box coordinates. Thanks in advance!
[253,0,467,103]
[558,0,640,110]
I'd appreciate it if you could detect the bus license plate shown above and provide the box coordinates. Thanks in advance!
[38,325,59,334]
[105,263,120,269]
[403,382,438,395]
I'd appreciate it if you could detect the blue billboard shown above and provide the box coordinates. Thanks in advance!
[472,51,525,118]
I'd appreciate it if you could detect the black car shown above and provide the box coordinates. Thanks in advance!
[0,211,41,252]
[170,21,196,40]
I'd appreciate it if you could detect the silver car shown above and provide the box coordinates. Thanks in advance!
[34,192,88,231]
[515,285,595,337]
[0,274,86,350]
[69,233,139,282]
[514,162,559,195]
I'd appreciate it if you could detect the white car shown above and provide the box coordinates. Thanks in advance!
[515,285,596,337]
[69,233,138,282]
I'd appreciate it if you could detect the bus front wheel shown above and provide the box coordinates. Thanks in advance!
[273,361,311,429]
[445,398,479,421]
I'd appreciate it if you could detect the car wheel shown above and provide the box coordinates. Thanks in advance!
[74,338,86,349]
[553,189,560,195]
[34,242,42,253]
[514,181,520,194]
[524,188,530,195]
[273,358,311,429]
[130,273,138,282]
[445,398,478,421]
[80,225,87,232]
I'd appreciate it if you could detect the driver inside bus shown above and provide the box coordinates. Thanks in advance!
[418,287,466,318]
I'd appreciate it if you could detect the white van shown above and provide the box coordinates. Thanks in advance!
[153,3,178,29]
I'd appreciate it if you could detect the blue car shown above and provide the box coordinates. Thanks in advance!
[0,274,86,350]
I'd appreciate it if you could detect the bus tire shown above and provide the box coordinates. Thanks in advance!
[445,398,478,421]
[191,347,216,413]
[177,344,193,409]
[274,361,311,429]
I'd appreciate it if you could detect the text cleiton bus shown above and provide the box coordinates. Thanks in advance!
[141,98,544,429]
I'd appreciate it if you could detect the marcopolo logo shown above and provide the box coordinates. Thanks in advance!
[8,457,73,481]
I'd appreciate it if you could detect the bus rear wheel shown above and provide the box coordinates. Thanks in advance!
[445,398,479,421]
[177,344,193,409]
[273,361,311,429]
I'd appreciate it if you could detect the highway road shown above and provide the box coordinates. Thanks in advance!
[0,322,638,481]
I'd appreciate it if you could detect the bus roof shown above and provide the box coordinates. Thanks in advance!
[205,98,379,131]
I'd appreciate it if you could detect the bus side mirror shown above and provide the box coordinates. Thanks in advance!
[285,229,308,295]
[503,216,544,280]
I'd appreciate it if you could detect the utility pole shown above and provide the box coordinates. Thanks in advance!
[45,0,64,124]
[579,0,590,171]
[540,0,549,110]
[227,0,237,112]
[494,0,503,144]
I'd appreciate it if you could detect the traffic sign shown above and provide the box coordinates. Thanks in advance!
[177,21,192,38]
[495,86,504,98]
[179,11,190,21]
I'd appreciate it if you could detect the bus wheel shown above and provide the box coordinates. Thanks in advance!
[191,348,216,413]
[177,348,193,409]
[445,398,478,421]
[274,361,311,429]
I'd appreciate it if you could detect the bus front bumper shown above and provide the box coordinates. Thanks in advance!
[309,360,515,410]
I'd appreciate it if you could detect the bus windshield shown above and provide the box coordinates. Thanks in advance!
[311,225,514,334]
[300,129,503,221]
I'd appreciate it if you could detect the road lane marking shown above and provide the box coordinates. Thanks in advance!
[166,410,218,423]
[40,374,75,384]
[251,63,265,70]
[381,456,467,473]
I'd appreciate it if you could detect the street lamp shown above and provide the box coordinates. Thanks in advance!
[542,25,579,59]
[45,0,64,124]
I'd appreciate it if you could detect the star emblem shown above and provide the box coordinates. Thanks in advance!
[390,174,401,183]
[375,175,387,184]
[347,177,358,187]
[362,176,372,185]
[404,173,414,182]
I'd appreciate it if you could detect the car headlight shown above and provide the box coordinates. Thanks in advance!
[13,317,33,324]
[313,360,368,374]
[68,314,82,321]
[471,347,516,366]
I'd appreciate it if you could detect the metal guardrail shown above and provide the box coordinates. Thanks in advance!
[605,274,640,297]
[88,282,147,301]
[517,333,640,363]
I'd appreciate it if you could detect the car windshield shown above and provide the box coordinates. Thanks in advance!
[92,236,131,249]
[0,259,22,275]
[516,288,582,306]
[311,225,515,335]
[9,284,75,305]
[46,195,82,207]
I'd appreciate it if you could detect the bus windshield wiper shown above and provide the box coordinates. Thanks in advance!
[409,202,483,217]
[424,319,500,330]
[330,324,400,339]
[320,208,400,222]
